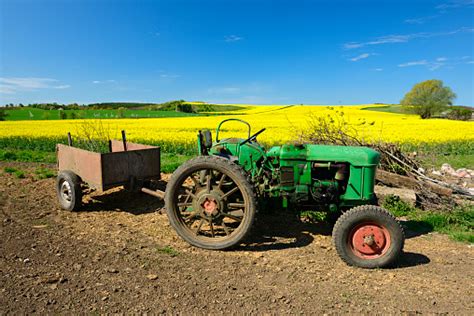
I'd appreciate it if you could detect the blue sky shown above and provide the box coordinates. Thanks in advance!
[0,0,473,105]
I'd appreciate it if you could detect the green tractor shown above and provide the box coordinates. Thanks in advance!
[165,119,404,268]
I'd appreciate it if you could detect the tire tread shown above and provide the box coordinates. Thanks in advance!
[332,205,405,268]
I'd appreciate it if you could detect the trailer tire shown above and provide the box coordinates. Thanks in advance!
[56,170,82,211]
[333,205,404,268]
[165,155,257,250]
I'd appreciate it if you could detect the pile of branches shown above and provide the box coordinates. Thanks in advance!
[296,110,472,210]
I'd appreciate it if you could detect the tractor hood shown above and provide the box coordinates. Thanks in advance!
[267,144,380,167]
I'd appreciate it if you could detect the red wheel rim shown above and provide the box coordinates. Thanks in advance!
[348,222,391,259]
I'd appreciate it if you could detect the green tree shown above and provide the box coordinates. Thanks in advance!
[447,107,472,121]
[401,79,456,119]
[117,107,126,118]
[176,103,194,113]
[0,109,7,121]
[59,110,67,119]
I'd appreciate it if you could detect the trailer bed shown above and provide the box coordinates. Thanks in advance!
[57,140,160,191]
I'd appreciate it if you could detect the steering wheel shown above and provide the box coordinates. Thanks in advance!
[240,128,266,146]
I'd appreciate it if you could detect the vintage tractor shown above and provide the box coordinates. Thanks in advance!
[56,119,404,268]
[165,119,404,268]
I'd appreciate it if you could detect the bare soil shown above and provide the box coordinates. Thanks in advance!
[1,161,473,314]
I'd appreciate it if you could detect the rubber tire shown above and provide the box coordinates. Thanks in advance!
[56,170,82,211]
[332,205,404,269]
[165,156,257,250]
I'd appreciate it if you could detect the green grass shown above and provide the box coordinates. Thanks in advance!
[3,103,248,121]
[3,165,54,179]
[14,170,26,178]
[0,136,197,156]
[0,135,472,243]
[160,153,194,173]
[35,167,56,179]
[156,245,179,257]
[383,195,473,243]
[4,166,26,178]
[0,135,472,172]
[361,105,405,114]
[0,135,196,175]
[419,153,474,169]
[410,208,474,243]
[401,140,474,169]
[3,108,199,121]
[4,166,17,173]
[0,149,57,163]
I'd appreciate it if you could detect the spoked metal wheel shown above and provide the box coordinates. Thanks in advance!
[165,156,257,249]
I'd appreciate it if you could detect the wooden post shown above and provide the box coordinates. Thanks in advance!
[67,132,73,146]
[121,130,127,151]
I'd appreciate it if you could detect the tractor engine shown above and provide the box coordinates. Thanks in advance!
[267,143,380,210]
[309,162,347,204]
[277,160,347,206]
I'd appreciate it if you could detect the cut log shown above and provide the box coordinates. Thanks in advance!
[376,170,417,189]
[376,170,452,197]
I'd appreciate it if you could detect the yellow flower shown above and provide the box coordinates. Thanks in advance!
[0,104,472,147]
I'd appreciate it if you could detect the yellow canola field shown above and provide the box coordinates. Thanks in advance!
[0,105,472,147]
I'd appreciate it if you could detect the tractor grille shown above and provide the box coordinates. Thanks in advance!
[280,167,294,186]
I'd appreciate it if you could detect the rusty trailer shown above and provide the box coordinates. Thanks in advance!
[56,132,165,211]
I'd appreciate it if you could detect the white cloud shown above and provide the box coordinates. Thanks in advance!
[159,74,180,79]
[428,63,444,71]
[207,83,270,99]
[0,85,17,94]
[404,15,439,24]
[1,77,56,89]
[398,58,449,71]
[404,18,424,24]
[54,85,71,89]
[436,0,474,10]
[224,35,243,42]
[92,79,116,84]
[344,27,474,49]
[349,53,372,62]
[398,60,429,67]
[373,68,383,71]
[399,56,474,69]
[344,35,413,49]
[208,87,241,94]
[0,77,70,94]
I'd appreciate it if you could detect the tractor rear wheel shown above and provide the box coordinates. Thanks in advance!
[56,170,82,211]
[165,156,257,250]
[332,205,404,268]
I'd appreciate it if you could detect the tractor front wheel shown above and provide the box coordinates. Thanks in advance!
[165,156,257,250]
[332,205,404,268]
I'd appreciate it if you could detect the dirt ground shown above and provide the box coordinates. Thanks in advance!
[1,161,473,314]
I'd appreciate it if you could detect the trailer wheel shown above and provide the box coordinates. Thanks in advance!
[165,156,257,250]
[332,205,404,268]
[56,170,82,211]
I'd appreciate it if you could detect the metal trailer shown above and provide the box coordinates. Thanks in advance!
[56,131,165,211]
